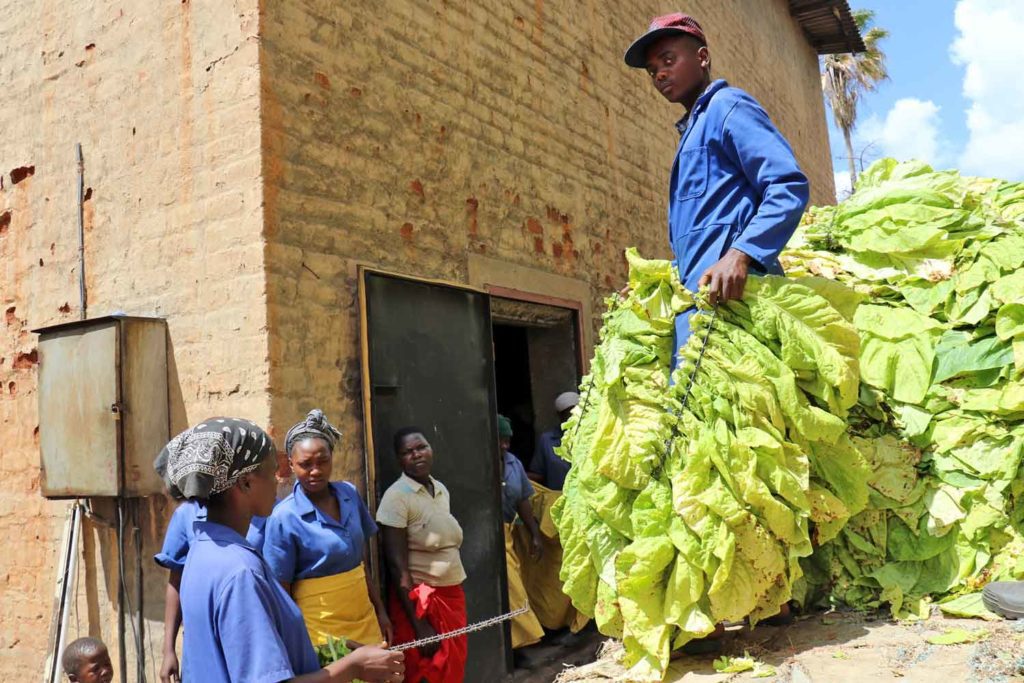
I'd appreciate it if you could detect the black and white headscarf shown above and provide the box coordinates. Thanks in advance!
[154,417,276,500]
[284,409,342,456]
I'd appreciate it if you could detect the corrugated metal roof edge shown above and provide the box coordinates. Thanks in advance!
[789,0,867,55]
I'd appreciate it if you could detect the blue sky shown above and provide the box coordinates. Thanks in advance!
[828,0,1024,195]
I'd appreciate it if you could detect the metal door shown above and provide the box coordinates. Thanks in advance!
[38,320,121,496]
[361,270,511,682]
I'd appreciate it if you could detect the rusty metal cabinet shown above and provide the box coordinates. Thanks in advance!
[34,316,168,498]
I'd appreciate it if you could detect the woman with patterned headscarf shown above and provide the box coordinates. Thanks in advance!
[263,409,391,649]
[154,439,273,683]
[157,417,403,683]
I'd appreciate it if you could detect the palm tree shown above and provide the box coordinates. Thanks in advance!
[822,9,889,192]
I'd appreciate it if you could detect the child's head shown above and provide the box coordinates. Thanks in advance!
[61,637,113,683]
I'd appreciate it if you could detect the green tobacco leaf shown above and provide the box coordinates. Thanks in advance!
[855,305,944,405]
[996,303,1024,341]
[933,330,1013,383]
[925,628,989,645]
[937,592,1001,620]
[713,654,757,673]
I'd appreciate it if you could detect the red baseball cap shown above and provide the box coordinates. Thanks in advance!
[624,12,707,68]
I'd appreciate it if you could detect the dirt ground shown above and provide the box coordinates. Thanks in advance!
[552,610,1024,683]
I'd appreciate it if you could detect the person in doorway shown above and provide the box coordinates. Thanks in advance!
[158,417,404,683]
[529,391,578,490]
[377,427,467,683]
[523,396,591,638]
[263,409,392,647]
[154,461,274,682]
[61,637,113,683]
[497,415,545,655]
[624,12,809,366]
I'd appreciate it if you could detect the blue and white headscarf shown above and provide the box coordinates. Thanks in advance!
[154,417,275,500]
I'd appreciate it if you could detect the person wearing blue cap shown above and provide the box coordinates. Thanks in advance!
[624,12,810,368]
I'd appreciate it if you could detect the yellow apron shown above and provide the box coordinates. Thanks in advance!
[513,483,589,632]
[292,562,383,646]
[505,524,544,649]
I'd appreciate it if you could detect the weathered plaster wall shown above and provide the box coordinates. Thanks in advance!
[0,1,266,678]
[259,0,835,486]
[0,1,835,678]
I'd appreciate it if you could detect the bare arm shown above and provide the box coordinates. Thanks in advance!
[287,645,405,682]
[160,570,183,683]
[381,525,439,657]
[698,248,752,304]
[364,544,394,644]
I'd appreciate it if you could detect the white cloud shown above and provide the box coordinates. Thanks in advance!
[834,170,853,200]
[951,0,1024,179]
[858,98,944,167]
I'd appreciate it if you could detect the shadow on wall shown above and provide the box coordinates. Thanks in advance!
[60,329,189,678]
[166,331,188,435]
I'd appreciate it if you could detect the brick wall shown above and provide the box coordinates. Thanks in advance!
[0,0,836,678]
[0,1,266,679]
[260,0,835,485]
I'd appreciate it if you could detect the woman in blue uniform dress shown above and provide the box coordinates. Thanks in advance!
[263,409,392,647]
[154,498,269,682]
[156,417,404,683]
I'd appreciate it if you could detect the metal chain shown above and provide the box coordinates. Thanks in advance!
[662,304,719,456]
[388,604,531,652]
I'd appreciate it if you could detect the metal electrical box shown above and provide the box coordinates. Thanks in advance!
[34,316,169,498]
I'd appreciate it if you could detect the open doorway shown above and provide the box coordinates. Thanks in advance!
[491,296,582,472]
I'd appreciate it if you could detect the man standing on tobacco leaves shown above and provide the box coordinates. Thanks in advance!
[624,12,810,369]
[622,11,810,649]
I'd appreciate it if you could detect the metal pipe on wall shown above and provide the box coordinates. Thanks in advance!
[76,143,87,320]
[134,500,145,683]
[116,499,127,682]
[45,502,80,683]
[45,142,90,683]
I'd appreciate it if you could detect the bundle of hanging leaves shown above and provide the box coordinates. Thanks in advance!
[551,160,1024,680]
[784,159,1024,620]
[552,249,867,680]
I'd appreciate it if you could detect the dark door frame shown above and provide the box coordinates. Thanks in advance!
[357,266,494,516]
[357,265,512,681]
[484,284,589,375]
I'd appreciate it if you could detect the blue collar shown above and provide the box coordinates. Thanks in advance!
[194,520,256,551]
[292,481,352,527]
[675,79,729,134]
[195,504,208,521]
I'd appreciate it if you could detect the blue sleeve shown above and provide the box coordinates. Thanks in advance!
[154,504,192,571]
[215,569,298,683]
[261,513,298,584]
[720,95,809,268]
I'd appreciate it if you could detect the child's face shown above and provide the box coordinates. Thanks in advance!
[70,648,113,683]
